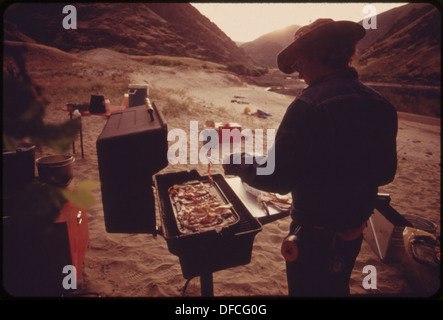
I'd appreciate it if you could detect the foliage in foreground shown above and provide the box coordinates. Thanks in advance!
[3,45,98,228]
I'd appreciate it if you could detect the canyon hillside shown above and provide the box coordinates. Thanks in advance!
[240,3,440,86]
[3,2,253,66]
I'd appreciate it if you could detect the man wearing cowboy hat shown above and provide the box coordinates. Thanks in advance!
[224,19,398,297]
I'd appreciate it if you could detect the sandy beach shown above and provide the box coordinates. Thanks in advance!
[11,46,441,298]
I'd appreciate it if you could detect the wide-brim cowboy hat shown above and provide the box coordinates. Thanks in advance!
[277,19,366,74]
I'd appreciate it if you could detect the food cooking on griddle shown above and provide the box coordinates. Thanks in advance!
[257,192,292,212]
[168,182,237,233]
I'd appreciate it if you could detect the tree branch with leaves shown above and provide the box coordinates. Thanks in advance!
[3,45,98,227]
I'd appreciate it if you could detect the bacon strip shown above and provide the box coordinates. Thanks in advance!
[208,162,214,186]
[169,182,236,233]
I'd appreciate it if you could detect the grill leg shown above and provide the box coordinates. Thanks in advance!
[200,273,214,297]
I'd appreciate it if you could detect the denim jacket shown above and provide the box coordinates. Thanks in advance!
[241,67,398,231]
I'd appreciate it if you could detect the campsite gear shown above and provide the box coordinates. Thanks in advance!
[257,109,272,117]
[96,104,168,234]
[205,120,216,128]
[401,214,437,234]
[105,99,111,112]
[402,227,440,296]
[128,84,148,107]
[66,102,89,115]
[281,225,301,262]
[65,103,85,158]
[96,102,264,296]
[3,200,89,296]
[89,94,106,114]
[36,154,75,187]
[96,102,262,277]
[243,182,270,216]
[154,170,262,280]
[145,97,155,121]
[218,123,242,143]
[277,19,366,74]
[71,109,84,159]
[124,93,129,108]
[2,142,36,195]
[363,194,414,263]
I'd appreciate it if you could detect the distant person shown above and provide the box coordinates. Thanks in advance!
[223,18,398,297]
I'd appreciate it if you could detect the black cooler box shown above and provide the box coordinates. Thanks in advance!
[96,104,168,233]
[128,84,148,107]
[89,94,106,114]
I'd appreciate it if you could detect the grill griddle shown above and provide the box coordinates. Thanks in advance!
[154,170,262,279]
[169,180,240,234]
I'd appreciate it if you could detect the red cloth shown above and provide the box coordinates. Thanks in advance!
[62,105,127,116]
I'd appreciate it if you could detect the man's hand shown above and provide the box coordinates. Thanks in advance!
[222,153,251,176]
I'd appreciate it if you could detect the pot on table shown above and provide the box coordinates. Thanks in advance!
[36,154,75,188]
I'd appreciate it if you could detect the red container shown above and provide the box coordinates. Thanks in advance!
[218,123,242,143]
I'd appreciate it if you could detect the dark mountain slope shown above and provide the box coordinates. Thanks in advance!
[240,25,300,67]
[356,3,440,85]
[239,3,440,85]
[3,3,253,65]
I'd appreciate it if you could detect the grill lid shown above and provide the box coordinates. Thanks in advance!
[96,103,168,234]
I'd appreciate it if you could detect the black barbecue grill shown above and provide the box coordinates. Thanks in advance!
[96,100,267,296]
[155,170,262,279]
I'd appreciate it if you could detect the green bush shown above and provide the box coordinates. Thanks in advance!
[149,59,184,67]
[226,63,268,77]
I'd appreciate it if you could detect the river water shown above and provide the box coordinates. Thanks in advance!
[267,79,441,119]
[367,84,440,119]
